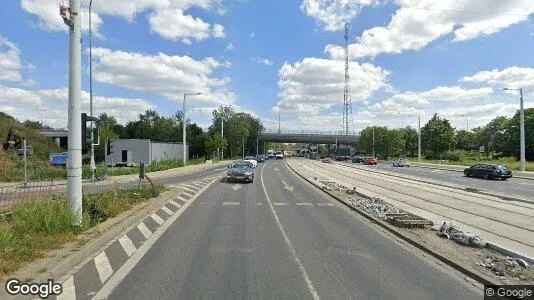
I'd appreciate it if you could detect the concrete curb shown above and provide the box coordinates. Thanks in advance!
[411,164,534,181]
[286,161,525,286]
[337,162,534,205]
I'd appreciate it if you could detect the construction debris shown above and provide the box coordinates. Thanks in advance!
[386,213,433,229]
[517,259,530,268]
[477,254,531,278]
[348,197,405,219]
[435,221,486,248]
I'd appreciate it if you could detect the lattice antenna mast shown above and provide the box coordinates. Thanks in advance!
[343,21,353,135]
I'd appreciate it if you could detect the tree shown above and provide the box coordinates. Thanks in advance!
[421,114,455,158]
[358,126,404,159]
[23,120,43,129]
[205,132,227,158]
[474,116,508,157]
[97,113,117,129]
[455,130,476,151]
[399,126,419,156]
[503,108,534,160]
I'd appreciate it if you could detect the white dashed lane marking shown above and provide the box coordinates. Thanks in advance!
[137,222,152,240]
[94,251,114,284]
[222,202,240,206]
[151,213,165,225]
[118,235,136,257]
[161,205,174,216]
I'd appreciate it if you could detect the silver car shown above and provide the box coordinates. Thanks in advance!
[393,158,411,167]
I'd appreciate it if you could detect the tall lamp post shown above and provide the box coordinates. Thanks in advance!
[89,0,96,180]
[182,92,202,166]
[503,87,526,172]
[404,114,422,161]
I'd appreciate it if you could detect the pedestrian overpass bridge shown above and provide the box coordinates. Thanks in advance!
[259,130,360,144]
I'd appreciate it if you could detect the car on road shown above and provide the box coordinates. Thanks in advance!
[243,156,258,168]
[256,155,266,163]
[393,158,411,167]
[363,157,378,165]
[227,161,255,183]
[352,155,364,163]
[275,152,284,159]
[464,164,513,180]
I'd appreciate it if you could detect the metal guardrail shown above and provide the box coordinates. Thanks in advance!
[262,129,360,135]
[0,180,56,209]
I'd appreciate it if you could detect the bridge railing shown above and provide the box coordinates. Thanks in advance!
[262,129,360,136]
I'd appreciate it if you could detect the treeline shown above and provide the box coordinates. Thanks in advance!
[94,106,263,162]
[358,108,534,160]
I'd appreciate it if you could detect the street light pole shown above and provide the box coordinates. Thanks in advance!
[61,0,83,225]
[372,126,375,157]
[504,87,526,172]
[182,92,202,166]
[89,0,96,181]
[278,108,281,134]
[221,116,224,158]
[418,115,421,162]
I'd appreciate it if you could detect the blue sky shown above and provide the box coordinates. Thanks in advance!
[1,0,533,132]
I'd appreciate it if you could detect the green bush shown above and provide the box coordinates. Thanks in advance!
[0,224,13,252]
[11,198,80,235]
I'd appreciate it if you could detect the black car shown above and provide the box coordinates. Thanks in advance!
[256,155,266,163]
[227,161,255,183]
[352,155,364,163]
[464,164,513,180]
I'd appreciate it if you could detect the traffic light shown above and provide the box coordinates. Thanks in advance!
[81,113,99,155]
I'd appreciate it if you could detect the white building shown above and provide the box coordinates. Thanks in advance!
[107,139,188,166]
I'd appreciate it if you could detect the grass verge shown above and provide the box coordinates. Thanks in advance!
[0,185,165,277]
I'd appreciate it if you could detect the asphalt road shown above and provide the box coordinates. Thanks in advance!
[105,160,480,299]
[339,161,534,200]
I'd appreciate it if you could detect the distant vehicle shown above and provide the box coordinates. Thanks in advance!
[363,157,378,165]
[322,157,333,163]
[464,164,512,180]
[243,156,258,168]
[256,155,266,163]
[275,152,284,159]
[393,158,411,167]
[227,161,255,183]
[352,155,364,163]
[267,150,276,159]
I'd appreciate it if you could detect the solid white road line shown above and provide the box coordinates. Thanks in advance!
[161,205,174,216]
[222,202,240,206]
[260,164,319,300]
[169,200,182,209]
[295,202,313,206]
[94,251,114,284]
[137,222,152,240]
[151,213,165,226]
[93,177,219,299]
[118,235,136,257]
[57,276,75,300]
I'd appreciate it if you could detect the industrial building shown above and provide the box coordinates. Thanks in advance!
[106,139,188,166]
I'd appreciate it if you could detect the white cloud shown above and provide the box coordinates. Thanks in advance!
[0,35,23,82]
[460,67,534,90]
[325,0,534,59]
[149,9,225,42]
[0,85,154,128]
[92,47,234,107]
[257,58,273,66]
[212,24,226,38]
[226,42,236,51]
[300,0,380,31]
[276,57,390,114]
[21,0,223,43]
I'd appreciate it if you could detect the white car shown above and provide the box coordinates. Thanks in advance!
[393,158,411,167]
[275,152,284,159]
[243,156,258,168]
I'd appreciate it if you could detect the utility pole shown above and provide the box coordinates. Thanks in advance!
[221,116,224,158]
[242,137,245,159]
[256,138,259,156]
[23,138,27,187]
[418,115,422,162]
[61,0,83,225]
[372,126,375,157]
[503,87,526,172]
[278,108,281,134]
[89,0,95,181]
